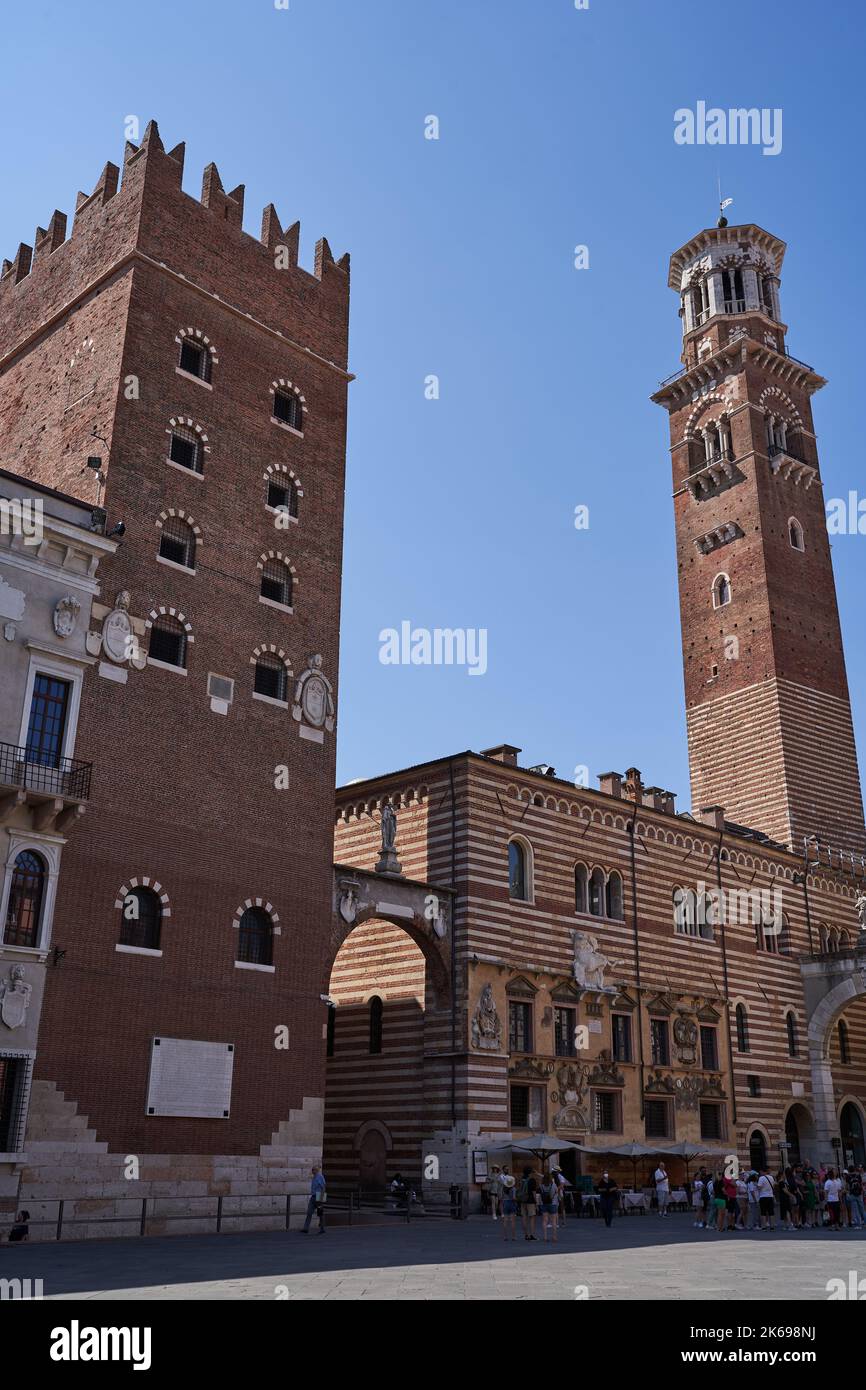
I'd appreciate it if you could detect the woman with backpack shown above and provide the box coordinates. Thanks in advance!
[538,1168,560,1243]
[500,1166,518,1241]
[518,1166,539,1241]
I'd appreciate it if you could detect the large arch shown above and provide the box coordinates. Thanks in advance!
[802,949,866,1164]
[323,866,455,1194]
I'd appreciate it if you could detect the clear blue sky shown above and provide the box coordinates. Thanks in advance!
[3,0,865,805]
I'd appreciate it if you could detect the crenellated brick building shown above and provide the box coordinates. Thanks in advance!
[0,121,351,1235]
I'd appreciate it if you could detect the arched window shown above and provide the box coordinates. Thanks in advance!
[673,886,692,935]
[606,870,624,921]
[148,614,187,669]
[756,919,779,954]
[158,515,196,569]
[168,425,204,475]
[120,886,162,951]
[786,1012,799,1058]
[178,336,212,382]
[237,907,274,967]
[721,267,745,313]
[589,867,606,917]
[508,840,528,901]
[267,476,299,518]
[691,279,710,327]
[369,995,383,1054]
[254,653,288,703]
[3,850,46,947]
[789,518,805,552]
[735,1003,749,1053]
[273,389,302,431]
[260,558,293,608]
[839,1019,851,1065]
[574,863,588,914]
[712,573,732,608]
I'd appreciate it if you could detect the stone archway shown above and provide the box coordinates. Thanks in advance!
[323,865,455,1192]
[784,1103,816,1166]
[802,947,866,1164]
[840,1099,866,1167]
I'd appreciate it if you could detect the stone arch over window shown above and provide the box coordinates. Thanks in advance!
[146,608,194,669]
[3,849,47,948]
[508,836,533,902]
[270,378,308,432]
[233,898,280,969]
[369,994,384,1054]
[156,510,200,569]
[735,1002,750,1053]
[785,1009,800,1058]
[683,394,727,442]
[258,551,297,609]
[574,861,589,914]
[166,417,210,475]
[606,869,624,921]
[589,866,606,916]
[264,464,303,519]
[176,327,218,382]
[115,879,168,951]
[788,516,805,552]
[253,650,290,703]
[712,572,732,608]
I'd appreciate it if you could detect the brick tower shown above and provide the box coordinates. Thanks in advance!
[0,121,351,1197]
[653,220,866,857]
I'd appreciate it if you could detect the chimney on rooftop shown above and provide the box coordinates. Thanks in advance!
[481,744,521,767]
[598,772,623,799]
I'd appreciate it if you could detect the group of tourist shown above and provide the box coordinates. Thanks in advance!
[690,1164,866,1231]
[485,1164,572,1241]
[483,1159,866,1238]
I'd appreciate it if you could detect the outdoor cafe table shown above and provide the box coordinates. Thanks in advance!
[621,1191,649,1213]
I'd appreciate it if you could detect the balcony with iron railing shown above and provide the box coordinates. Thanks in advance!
[0,742,92,827]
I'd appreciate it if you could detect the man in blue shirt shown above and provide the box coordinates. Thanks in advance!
[302,1165,327,1234]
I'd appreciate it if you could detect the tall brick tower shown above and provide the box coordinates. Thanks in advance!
[0,121,351,1183]
[653,220,866,858]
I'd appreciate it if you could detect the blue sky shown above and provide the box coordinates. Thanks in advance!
[3,0,865,804]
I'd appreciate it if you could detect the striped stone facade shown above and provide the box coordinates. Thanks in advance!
[329,751,866,1197]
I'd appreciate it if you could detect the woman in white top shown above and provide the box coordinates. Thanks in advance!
[757,1169,775,1230]
[824,1168,844,1228]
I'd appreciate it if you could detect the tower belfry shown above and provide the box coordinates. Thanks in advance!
[653,223,866,856]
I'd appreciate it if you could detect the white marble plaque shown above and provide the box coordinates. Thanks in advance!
[146,1037,234,1118]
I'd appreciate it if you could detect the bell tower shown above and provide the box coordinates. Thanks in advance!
[653,219,866,857]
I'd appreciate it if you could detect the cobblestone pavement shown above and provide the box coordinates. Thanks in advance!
[4,1213,863,1300]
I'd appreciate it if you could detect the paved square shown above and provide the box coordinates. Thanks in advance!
[4,1213,864,1301]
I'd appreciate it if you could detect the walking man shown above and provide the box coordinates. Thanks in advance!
[654,1161,670,1217]
[301,1164,327,1234]
[597,1170,619,1228]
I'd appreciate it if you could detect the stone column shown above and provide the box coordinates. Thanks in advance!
[808,1045,840,1166]
[707,271,725,318]
[743,267,760,311]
